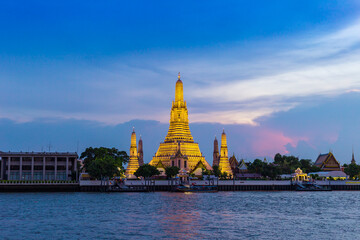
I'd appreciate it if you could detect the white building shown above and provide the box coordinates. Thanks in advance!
[0,152,78,181]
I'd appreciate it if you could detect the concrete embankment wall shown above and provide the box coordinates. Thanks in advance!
[0,184,79,192]
[2,180,360,192]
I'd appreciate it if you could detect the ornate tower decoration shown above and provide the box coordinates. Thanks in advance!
[213,136,220,167]
[219,129,233,176]
[351,148,356,165]
[125,128,140,179]
[149,73,212,172]
[138,136,144,166]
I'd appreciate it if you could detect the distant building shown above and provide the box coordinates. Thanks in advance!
[138,136,144,166]
[351,150,356,165]
[0,151,78,181]
[314,152,341,171]
[237,159,248,172]
[212,136,219,167]
[229,154,239,174]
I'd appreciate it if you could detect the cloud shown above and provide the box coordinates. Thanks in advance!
[184,19,360,124]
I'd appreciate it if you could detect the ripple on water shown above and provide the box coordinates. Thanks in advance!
[1,192,360,239]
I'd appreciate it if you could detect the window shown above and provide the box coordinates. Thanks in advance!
[172,161,174,167]
[184,161,187,168]
[22,165,31,170]
[34,166,43,170]
[178,160,181,168]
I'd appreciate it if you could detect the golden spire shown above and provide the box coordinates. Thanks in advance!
[131,128,137,153]
[221,129,227,147]
[219,129,232,176]
[126,128,139,178]
[175,73,184,103]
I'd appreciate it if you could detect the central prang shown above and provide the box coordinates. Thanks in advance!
[149,73,212,177]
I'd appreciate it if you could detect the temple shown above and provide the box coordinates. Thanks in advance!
[213,136,220,167]
[351,149,356,165]
[314,152,341,171]
[149,73,212,174]
[138,136,144,166]
[218,130,233,176]
[125,128,140,179]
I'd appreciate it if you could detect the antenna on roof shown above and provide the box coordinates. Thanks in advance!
[47,142,52,152]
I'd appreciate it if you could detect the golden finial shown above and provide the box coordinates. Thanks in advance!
[178,72,180,80]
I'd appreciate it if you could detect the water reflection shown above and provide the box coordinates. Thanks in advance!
[1,192,360,239]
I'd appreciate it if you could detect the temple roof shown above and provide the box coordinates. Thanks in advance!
[190,160,207,174]
[229,155,238,168]
[314,153,329,166]
[238,159,248,170]
[314,152,340,170]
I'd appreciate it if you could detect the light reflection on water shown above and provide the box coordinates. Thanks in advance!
[0,191,360,239]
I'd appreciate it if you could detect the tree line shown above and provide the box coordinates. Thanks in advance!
[80,147,360,180]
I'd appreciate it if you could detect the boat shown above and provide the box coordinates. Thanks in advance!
[106,181,150,192]
[176,184,218,193]
[295,182,332,191]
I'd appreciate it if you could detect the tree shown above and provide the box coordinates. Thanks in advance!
[134,164,160,178]
[211,165,221,177]
[248,159,264,174]
[202,168,212,176]
[262,164,282,179]
[344,163,360,179]
[165,166,180,178]
[81,147,129,179]
[219,171,228,180]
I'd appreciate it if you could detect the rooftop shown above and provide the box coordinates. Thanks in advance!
[0,151,78,157]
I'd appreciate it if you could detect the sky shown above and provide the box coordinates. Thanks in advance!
[1,0,360,164]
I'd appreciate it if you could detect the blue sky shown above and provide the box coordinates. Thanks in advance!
[1,0,360,164]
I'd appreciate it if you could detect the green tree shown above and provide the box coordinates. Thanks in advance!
[248,159,264,174]
[211,165,221,177]
[134,164,160,178]
[344,163,360,179]
[81,147,129,179]
[219,171,228,180]
[202,168,212,176]
[165,166,180,178]
[262,164,282,179]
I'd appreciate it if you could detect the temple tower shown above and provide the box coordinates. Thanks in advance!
[138,136,144,166]
[351,149,356,165]
[125,128,140,179]
[149,73,211,172]
[219,129,233,176]
[213,136,220,167]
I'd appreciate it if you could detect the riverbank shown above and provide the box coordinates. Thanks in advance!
[2,180,360,192]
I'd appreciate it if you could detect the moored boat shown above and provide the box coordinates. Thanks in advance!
[176,184,218,193]
[295,182,332,191]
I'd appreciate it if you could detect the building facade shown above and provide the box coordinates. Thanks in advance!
[0,152,78,181]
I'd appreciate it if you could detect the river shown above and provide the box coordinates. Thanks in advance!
[0,191,358,239]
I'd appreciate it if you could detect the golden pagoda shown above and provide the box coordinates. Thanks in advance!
[149,73,212,173]
[219,129,233,176]
[125,128,140,179]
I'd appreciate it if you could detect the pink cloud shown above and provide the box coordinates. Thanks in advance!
[250,128,307,157]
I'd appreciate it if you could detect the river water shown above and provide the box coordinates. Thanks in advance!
[0,191,359,239]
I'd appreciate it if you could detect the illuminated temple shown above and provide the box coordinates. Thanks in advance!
[149,73,212,174]
[125,128,140,179]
